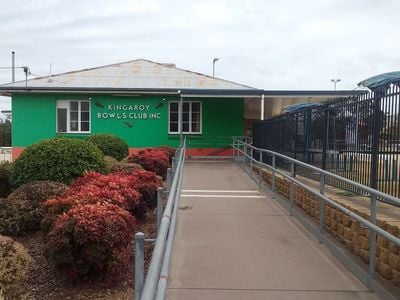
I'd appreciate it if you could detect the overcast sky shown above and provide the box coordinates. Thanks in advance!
[1,0,400,114]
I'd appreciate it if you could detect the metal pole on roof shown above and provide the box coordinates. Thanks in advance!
[212,58,219,77]
[260,93,265,120]
[11,51,15,83]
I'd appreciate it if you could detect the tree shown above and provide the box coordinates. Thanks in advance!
[0,120,11,147]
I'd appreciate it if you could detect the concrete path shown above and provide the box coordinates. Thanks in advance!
[166,161,380,300]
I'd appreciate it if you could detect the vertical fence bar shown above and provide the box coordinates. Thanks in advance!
[243,142,247,169]
[370,91,382,190]
[369,194,377,279]
[250,147,254,179]
[319,174,325,242]
[259,151,263,185]
[157,187,164,234]
[272,155,276,198]
[289,161,295,216]
[135,232,145,300]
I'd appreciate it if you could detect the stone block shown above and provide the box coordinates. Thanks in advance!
[377,262,393,280]
[379,246,393,264]
[344,227,353,240]
[389,253,400,271]
[342,215,352,227]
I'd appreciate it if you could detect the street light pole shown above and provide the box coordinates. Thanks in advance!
[212,58,219,77]
[331,79,341,91]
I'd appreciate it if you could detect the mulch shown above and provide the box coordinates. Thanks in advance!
[14,212,157,300]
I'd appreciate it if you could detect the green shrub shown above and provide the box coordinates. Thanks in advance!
[0,235,32,299]
[0,181,68,235]
[104,156,142,173]
[45,203,136,281]
[10,138,106,187]
[0,163,12,198]
[86,134,129,161]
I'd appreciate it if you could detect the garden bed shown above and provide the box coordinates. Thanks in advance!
[15,212,156,300]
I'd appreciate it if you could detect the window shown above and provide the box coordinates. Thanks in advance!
[169,101,202,134]
[57,100,90,133]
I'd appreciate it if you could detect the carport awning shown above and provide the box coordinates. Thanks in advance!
[358,71,400,89]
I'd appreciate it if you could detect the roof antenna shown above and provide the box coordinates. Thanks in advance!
[48,63,53,82]
[23,66,30,89]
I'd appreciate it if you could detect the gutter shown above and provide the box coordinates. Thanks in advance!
[0,86,264,98]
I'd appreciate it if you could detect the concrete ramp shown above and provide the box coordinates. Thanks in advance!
[166,161,380,300]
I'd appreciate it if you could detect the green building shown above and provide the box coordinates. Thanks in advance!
[0,59,264,158]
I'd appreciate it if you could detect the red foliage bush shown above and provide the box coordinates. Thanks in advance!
[128,148,170,178]
[44,203,136,281]
[129,169,163,209]
[43,172,143,229]
[158,146,176,164]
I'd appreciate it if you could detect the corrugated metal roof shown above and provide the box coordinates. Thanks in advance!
[1,59,255,90]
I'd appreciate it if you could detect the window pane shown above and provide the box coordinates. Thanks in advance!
[57,108,67,132]
[192,122,201,133]
[183,112,189,122]
[70,121,79,131]
[81,111,89,122]
[81,101,89,111]
[70,101,78,111]
[182,122,189,132]
[170,102,179,112]
[183,102,189,112]
[192,102,200,112]
[192,112,200,123]
[170,122,178,132]
[170,112,178,122]
[70,111,78,121]
[81,122,90,132]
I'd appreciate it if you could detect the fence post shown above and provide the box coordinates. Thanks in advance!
[289,162,295,216]
[243,143,247,169]
[272,155,276,198]
[157,187,164,234]
[369,194,377,280]
[370,90,383,189]
[250,147,254,179]
[166,168,172,191]
[322,109,329,171]
[319,173,325,242]
[135,232,145,300]
[259,151,263,185]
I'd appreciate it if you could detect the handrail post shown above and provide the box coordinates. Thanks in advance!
[250,147,254,179]
[369,194,377,280]
[243,142,247,169]
[166,168,172,191]
[172,157,176,173]
[135,232,145,300]
[259,151,263,185]
[289,161,295,216]
[272,155,276,198]
[157,187,164,234]
[319,173,325,242]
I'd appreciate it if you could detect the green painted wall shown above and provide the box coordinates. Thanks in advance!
[12,93,244,148]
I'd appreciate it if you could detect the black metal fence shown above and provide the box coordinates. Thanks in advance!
[253,84,400,199]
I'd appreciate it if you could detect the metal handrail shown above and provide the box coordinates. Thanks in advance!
[139,139,186,300]
[232,137,400,285]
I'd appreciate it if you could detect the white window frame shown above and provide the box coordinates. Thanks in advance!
[168,101,202,134]
[56,100,91,133]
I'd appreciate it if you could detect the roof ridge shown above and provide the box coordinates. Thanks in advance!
[20,59,147,83]
[144,60,256,89]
